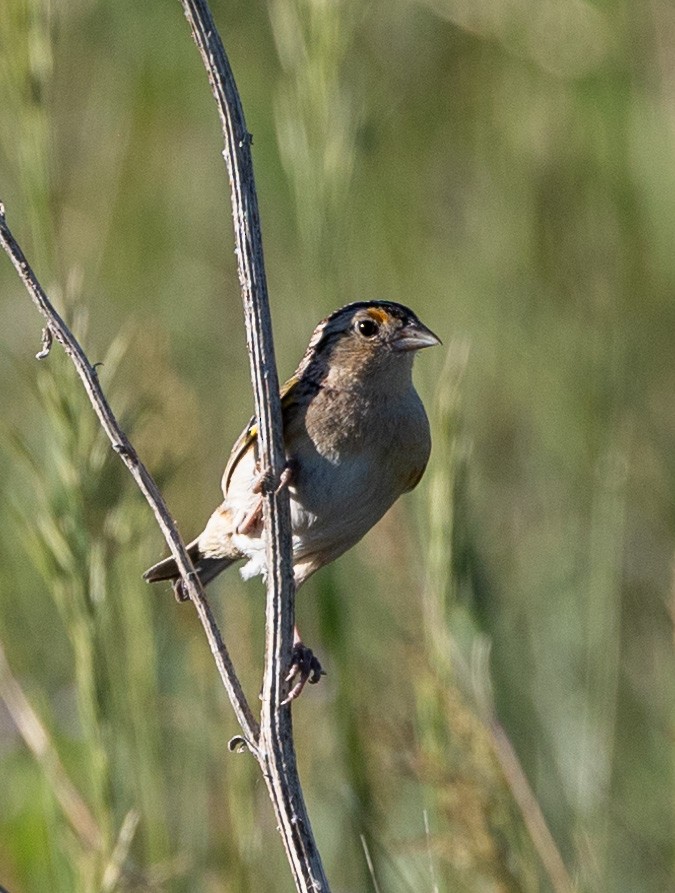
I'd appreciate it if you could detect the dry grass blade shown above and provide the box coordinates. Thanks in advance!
[100,809,141,893]
[0,638,102,851]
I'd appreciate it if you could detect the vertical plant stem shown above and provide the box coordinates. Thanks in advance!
[179,2,330,889]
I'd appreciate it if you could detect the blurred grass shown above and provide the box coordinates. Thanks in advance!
[1,0,674,891]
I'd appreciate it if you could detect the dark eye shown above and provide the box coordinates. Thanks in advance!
[356,318,380,338]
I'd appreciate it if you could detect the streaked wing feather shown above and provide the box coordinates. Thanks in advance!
[222,375,300,494]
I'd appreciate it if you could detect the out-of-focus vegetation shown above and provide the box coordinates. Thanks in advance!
[0,0,673,891]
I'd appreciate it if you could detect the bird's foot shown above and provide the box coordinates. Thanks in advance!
[251,459,296,496]
[239,461,296,536]
[275,462,295,494]
[236,496,264,535]
[282,641,325,704]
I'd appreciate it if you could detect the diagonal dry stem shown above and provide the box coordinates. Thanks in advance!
[0,202,259,747]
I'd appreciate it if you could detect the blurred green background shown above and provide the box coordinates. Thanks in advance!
[0,0,673,891]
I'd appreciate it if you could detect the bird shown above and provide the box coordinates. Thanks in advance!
[144,300,440,700]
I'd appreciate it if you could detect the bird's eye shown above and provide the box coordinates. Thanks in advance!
[356,318,380,338]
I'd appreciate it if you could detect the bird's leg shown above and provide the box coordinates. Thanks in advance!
[282,625,325,704]
[236,497,263,536]
[237,460,296,536]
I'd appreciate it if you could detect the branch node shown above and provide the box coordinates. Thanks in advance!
[35,326,53,360]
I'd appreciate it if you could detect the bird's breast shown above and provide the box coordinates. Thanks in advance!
[287,386,431,555]
[226,383,431,583]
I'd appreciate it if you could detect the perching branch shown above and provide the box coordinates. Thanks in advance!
[179,2,330,889]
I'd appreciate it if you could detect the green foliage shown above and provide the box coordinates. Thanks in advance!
[1,0,673,891]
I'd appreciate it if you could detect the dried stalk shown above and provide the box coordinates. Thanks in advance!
[0,204,258,747]
[179,2,329,889]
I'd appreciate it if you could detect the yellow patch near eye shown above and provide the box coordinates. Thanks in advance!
[366,307,389,325]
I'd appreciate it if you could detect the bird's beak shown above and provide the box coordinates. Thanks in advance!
[392,321,442,352]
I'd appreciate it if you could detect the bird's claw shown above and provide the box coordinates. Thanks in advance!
[252,460,295,496]
[282,642,325,705]
[236,496,264,535]
[239,462,296,535]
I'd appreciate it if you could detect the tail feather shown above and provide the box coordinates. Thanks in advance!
[143,540,237,587]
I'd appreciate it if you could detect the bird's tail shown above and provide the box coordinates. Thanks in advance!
[143,539,237,588]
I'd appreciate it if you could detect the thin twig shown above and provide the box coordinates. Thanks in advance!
[360,836,383,893]
[178,2,329,889]
[0,202,259,747]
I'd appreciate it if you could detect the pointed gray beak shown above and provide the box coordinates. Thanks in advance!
[392,321,442,352]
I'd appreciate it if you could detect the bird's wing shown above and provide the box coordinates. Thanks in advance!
[222,375,300,495]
